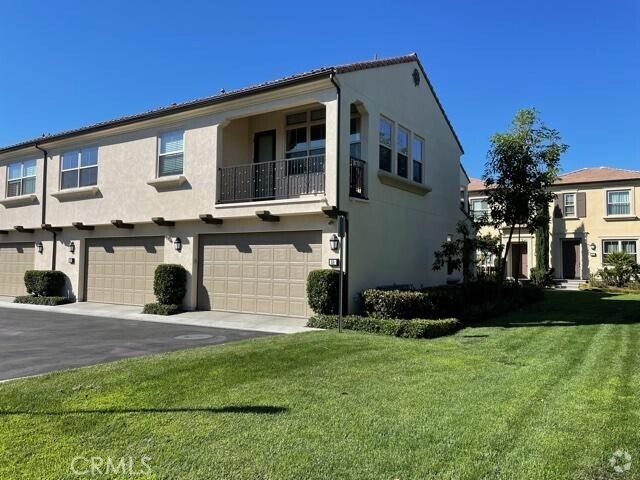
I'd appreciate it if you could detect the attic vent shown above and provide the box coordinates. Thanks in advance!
[412,68,420,86]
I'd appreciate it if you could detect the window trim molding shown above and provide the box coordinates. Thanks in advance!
[604,186,635,219]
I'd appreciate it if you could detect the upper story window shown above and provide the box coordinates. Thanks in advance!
[563,193,576,217]
[606,189,631,216]
[285,108,326,159]
[379,117,392,172]
[350,117,361,159]
[7,159,36,197]
[603,239,637,263]
[396,127,409,178]
[61,147,98,190]
[412,136,424,183]
[158,130,184,177]
[470,198,490,221]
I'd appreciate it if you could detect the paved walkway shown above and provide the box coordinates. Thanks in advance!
[0,297,313,334]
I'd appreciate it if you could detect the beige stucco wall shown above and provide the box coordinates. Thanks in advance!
[336,62,465,309]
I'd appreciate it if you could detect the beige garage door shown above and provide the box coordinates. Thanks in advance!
[0,243,35,296]
[199,231,322,317]
[86,237,164,306]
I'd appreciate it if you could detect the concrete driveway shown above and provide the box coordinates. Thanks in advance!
[0,306,273,381]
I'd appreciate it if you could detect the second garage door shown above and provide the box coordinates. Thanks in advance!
[198,231,322,317]
[0,243,35,297]
[85,237,164,306]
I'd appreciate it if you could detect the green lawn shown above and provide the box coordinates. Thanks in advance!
[1,291,639,479]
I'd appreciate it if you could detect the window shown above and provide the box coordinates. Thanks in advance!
[470,198,490,221]
[396,127,409,178]
[379,118,392,172]
[7,159,36,197]
[564,193,576,217]
[158,131,184,177]
[603,240,638,263]
[606,190,631,216]
[350,117,361,159]
[61,147,98,189]
[285,108,326,174]
[460,187,467,211]
[412,136,424,183]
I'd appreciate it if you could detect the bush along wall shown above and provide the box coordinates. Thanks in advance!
[13,270,72,305]
[307,269,340,315]
[307,315,462,339]
[143,264,188,316]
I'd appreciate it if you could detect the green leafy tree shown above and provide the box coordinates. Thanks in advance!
[482,108,567,283]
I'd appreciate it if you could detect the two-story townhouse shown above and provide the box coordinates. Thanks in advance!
[0,53,465,315]
[468,166,640,281]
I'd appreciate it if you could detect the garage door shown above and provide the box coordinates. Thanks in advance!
[85,237,164,306]
[198,231,322,317]
[0,243,35,296]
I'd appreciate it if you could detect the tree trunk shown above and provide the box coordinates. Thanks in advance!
[500,224,516,285]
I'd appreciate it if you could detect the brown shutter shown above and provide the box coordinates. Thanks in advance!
[554,194,564,218]
[577,192,587,218]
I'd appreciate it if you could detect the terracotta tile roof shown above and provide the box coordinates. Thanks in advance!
[467,167,640,194]
[0,53,463,154]
[554,166,640,185]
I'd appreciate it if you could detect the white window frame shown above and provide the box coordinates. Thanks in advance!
[396,126,410,178]
[157,130,185,178]
[60,147,99,190]
[470,197,490,221]
[379,116,393,173]
[6,159,36,198]
[412,135,424,183]
[602,239,638,263]
[563,192,577,217]
[284,108,326,159]
[604,187,634,218]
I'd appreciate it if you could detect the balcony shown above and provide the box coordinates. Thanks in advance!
[349,157,367,199]
[218,155,325,204]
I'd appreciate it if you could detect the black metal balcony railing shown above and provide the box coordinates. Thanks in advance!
[349,157,368,199]
[218,155,325,204]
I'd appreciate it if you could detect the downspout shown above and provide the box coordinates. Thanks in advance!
[34,144,55,270]
[329,72,348,314]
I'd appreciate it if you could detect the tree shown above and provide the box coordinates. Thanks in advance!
[433,220,501,285]
[482,108,567,283]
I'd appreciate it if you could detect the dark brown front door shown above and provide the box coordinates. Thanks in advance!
[253,130,276,200]
[562,239,581,279]
[511,243,528,279]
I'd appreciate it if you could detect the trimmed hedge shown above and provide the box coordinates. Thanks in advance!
[307,315,462,339]
[14,295,71,306]
[142,303,182,316]
[153,264,187,305]
[307,269,340,314]
[24,270,66,297]
[362,282,543,323]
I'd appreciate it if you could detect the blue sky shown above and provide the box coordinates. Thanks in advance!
[1,0,637,177]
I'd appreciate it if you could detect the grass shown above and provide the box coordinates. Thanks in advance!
[1,290,639,479]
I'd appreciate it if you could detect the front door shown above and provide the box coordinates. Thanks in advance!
[253,130,276,200]
[511,243,528,279]
[562,239,581,279]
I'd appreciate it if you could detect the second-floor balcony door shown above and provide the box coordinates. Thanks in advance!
[254,130,276,200]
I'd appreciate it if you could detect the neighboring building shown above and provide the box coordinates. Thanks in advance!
[468,167,640,280]
[0,53,466,315]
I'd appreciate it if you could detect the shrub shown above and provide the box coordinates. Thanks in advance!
[307,315,462,339]
[307,269,340,314]
[602,252,637,287]
[24,270,66,297]
[153,264,187,305]
[361,289,433,319]
[14,295,71,306]
[530,267,555,287]
[142,303,182,315]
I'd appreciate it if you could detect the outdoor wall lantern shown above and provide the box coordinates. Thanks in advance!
[35,241,43,254]
[446,234,453,243]
[329,234,340,252]
[589,243,596,251]
[173,237,182,252]
[68,241,76,254]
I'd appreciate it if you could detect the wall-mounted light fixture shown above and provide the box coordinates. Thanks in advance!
[589,243,596,251]
[173,237,182,252]
[69,241,76,254]
[329,234,340,252]
[35,241,43,254]
[446,234,453,243]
